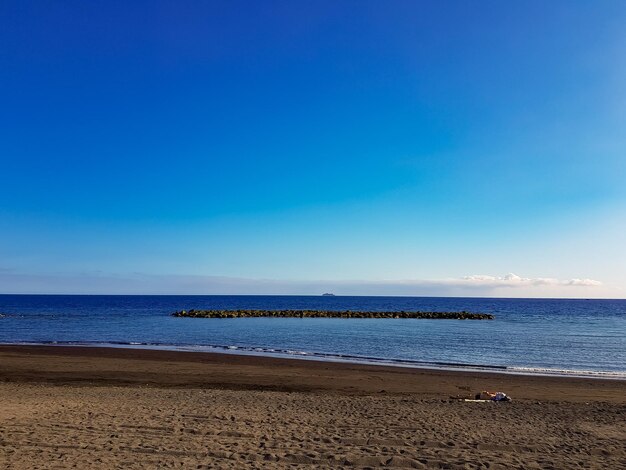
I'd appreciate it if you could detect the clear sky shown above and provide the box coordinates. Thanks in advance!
[1,1,625,297]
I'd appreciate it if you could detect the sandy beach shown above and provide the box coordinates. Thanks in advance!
[0,345,624,469]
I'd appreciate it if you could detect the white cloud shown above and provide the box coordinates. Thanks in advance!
[0,270,608,297]
[564,278,603,287]
[459,272,602,288]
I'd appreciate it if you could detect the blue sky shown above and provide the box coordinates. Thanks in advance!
[1,1,625,296]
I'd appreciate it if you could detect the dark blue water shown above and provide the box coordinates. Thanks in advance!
[1,295,624,378]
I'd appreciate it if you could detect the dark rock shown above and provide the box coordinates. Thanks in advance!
[171,309,494,320]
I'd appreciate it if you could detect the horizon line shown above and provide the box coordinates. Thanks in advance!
[0,292,623,301]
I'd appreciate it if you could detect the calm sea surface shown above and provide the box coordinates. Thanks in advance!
[0,295,624,378]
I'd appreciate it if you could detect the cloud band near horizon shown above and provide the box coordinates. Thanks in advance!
[0,271,611,298]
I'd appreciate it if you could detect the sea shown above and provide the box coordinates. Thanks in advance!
[0,295,624,379]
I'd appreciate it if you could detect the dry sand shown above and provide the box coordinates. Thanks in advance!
[0,345,624,469]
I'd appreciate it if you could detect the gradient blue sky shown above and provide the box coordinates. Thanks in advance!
[1,1,625,296]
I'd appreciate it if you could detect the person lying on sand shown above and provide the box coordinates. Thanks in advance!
[475,391,511,401]
[449,391,512,402]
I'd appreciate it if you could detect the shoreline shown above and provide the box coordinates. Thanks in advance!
[2,341,625,381]
[1,344,624,402]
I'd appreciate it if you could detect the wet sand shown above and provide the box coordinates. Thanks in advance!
[0,345,624,468]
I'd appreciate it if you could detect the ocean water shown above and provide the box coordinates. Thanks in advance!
[0,295,624,379]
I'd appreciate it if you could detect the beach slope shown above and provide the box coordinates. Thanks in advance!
[0,345,624,469]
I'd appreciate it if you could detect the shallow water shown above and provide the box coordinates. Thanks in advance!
[0,295,624,378]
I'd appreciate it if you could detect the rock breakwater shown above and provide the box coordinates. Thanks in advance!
[172,309,493,320]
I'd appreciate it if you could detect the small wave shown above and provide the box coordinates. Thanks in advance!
[508,366,626,379]
[0,312,20,318]
[286,350,308,355]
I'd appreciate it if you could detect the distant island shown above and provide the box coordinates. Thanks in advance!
[172,309,493,320]
[321,293,335,296]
